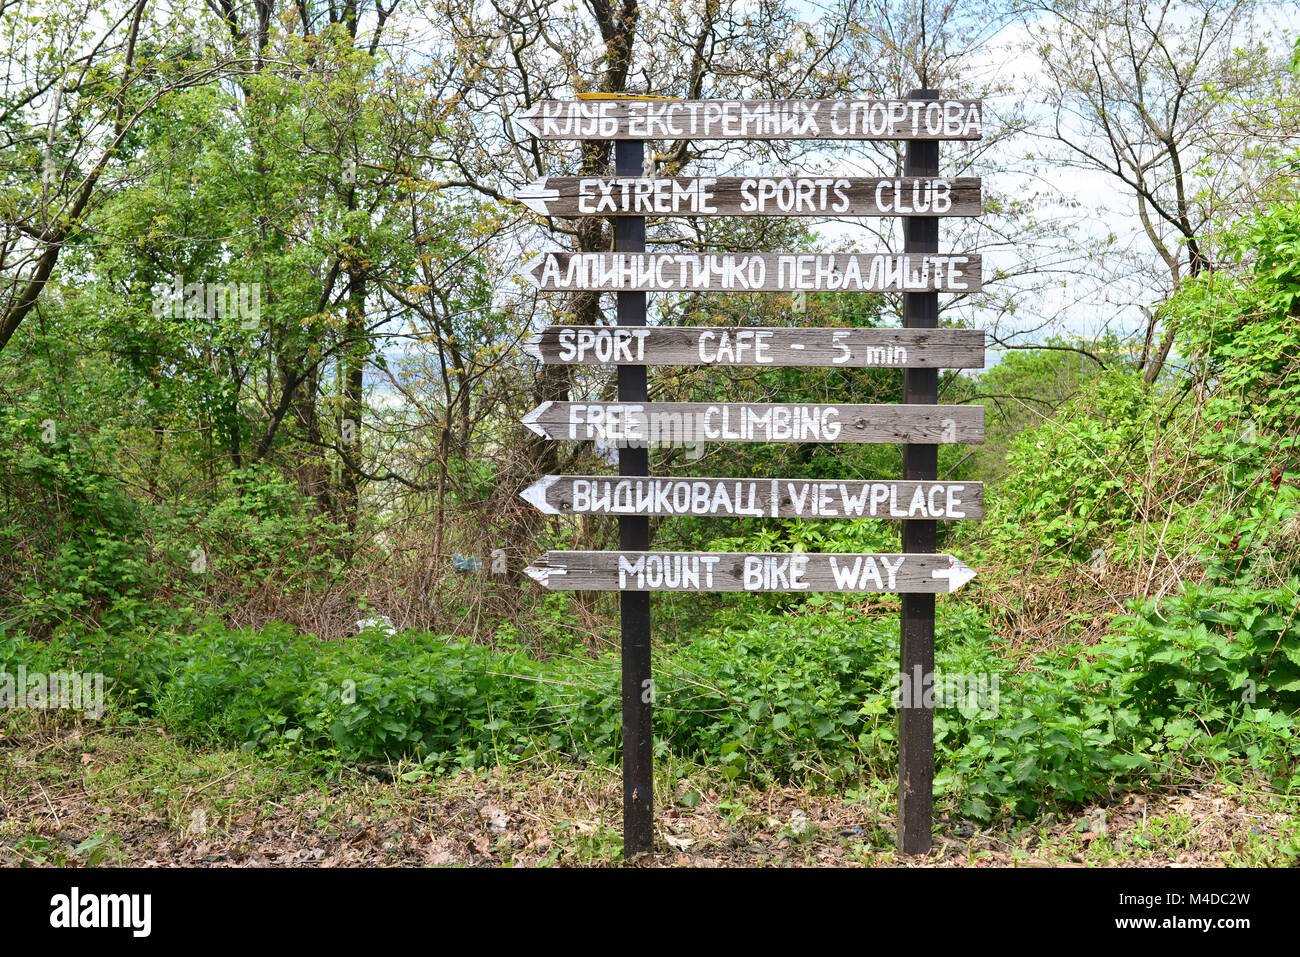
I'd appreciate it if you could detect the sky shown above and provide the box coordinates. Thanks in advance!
[376,0,1298,388]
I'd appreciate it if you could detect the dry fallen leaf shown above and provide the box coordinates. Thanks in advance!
[480,805,509,834]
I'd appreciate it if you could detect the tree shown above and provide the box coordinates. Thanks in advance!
[1025,0,1290,382]
[0,0,232,353]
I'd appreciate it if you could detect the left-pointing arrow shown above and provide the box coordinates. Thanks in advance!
[519,474,562,514]
[515,178,558,216]
[512,104,542,138]
[520,401,553,437]
[523,559,565,588]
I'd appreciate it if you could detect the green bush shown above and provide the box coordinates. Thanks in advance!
[939,580,1300,820]
[0,407,353,635]
[6,578,1296,823]
[0,409,155,633]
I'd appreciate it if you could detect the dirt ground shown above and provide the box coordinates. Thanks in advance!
[2,716,1296,867]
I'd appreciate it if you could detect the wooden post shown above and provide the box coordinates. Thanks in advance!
[898,88,940,856]
[615,137,654,860]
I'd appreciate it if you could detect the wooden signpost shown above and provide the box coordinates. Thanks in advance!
[516,176,981,218]
[524,326,986,368]
[524,551,977,593]
[520,475,985,521]
[513,98,983,140]
[513,90,984,859]
[520,401,984,445]
[525,251,982,293]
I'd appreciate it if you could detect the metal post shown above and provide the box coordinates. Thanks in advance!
[615,138,654,859]
[898,88,940,855]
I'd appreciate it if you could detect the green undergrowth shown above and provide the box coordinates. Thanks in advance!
[5,577,1298,824]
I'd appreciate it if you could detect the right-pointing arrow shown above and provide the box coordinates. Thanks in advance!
[931,555,977,593]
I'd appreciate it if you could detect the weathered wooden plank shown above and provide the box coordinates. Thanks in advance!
[520,475,984,520]
[513,99,983,141]
[515,176,981,218]
[523,325,985,368]
[524,550,977,593]
[525,252,982,292]
[520,401,984,445]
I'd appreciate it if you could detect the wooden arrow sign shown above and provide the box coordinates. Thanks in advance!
[525,252,982,292]
[513,99,983,141]
[523,550,978,593]
[520,401,984,444]
[521,475,984,520]
[524,325,985,368]
[515,176,981,218]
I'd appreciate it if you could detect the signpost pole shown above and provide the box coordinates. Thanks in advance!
[898,88,940,856]
[615,137,654,859]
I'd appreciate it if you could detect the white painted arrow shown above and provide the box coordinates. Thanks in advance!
[523,558,565,588]
[520,401,552,437]
[515,178,559,216]
[522,332,543,361]
[930,555,977,593]
[519,474,561,514]
[512,104,542,138]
